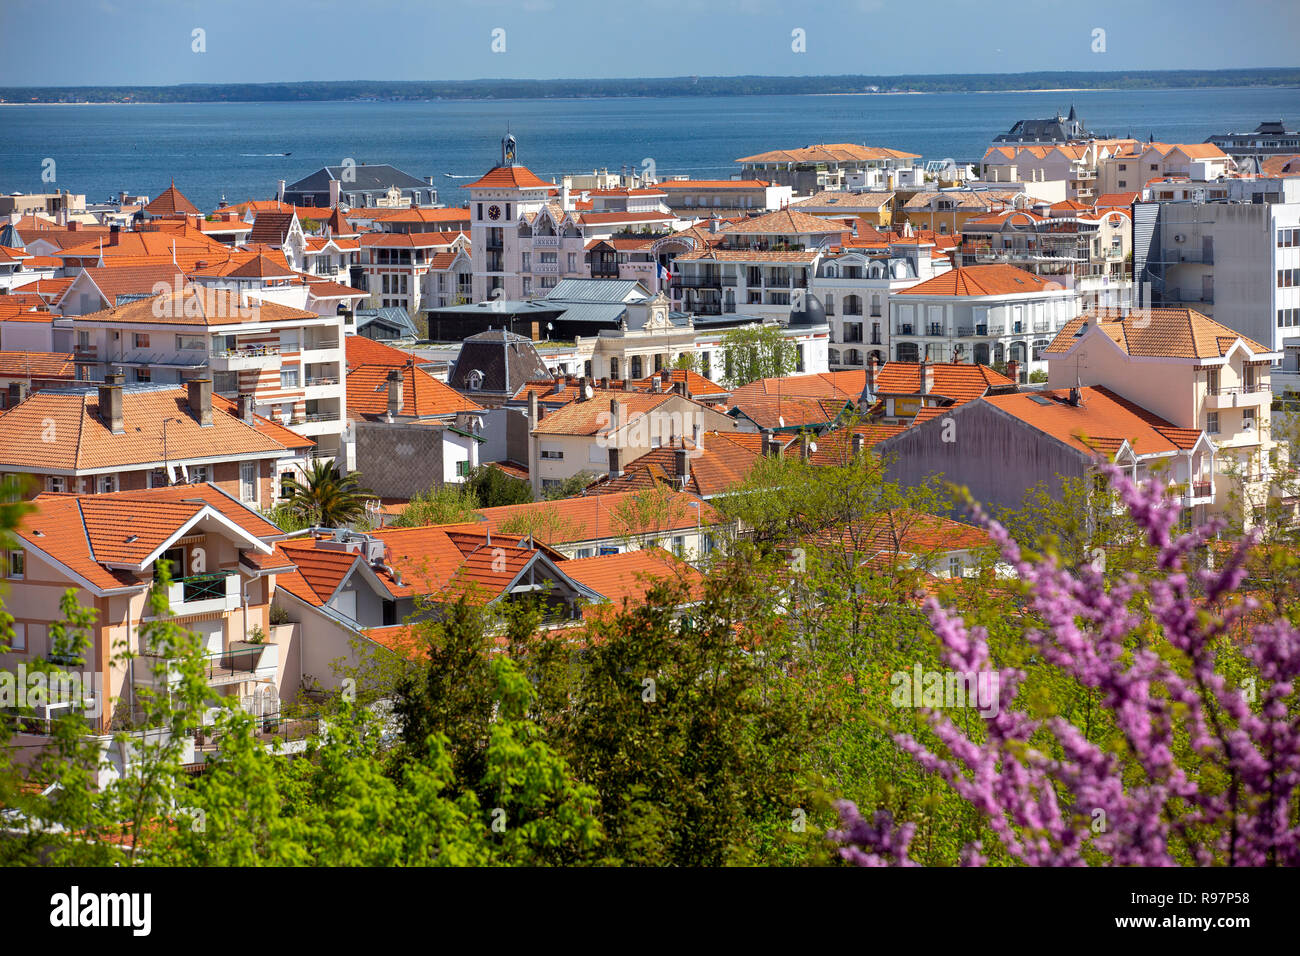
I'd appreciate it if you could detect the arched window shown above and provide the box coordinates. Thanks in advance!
[974,343,991,366]
[844,294,863,316]
[828,348,842,365]
[846,349,863,366]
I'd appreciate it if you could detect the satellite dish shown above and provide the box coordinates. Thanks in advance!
[808,441,818,453]
[778,416,786,428]
[583,383,594,400]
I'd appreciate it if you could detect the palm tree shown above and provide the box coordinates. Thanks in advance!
[280,458,373,528]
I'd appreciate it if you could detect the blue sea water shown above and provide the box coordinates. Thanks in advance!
[0,87,1296,211]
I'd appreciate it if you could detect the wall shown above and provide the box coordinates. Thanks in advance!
[354,420,447,498]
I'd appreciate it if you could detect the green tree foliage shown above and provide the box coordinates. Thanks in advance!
[280,458,373,528]
[465,464,534,508]
[720,324,796,386]
[542,471,599,500]
[389,484,482,528]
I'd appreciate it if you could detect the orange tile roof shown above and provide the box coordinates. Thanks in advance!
[897,265,1062,297]
[563,548,703,608]
[74,265,185,305]
[57,229,229,261]
[983,386,1204,456]
[629,368,729,396]
[1094,191,1140,208]
[727,370,866,405]
[347,363,483,418]
[720,208,846,235]
[14,485,279,593]
[144,183,201,217]
[532,391,676,437]
[874,361,1015,402]
[660,179,772,189]
[0,385,293,472]
[590,431,762,498]
[358,230,466,248]
[736,144,920,164]
[75,288,317,327]
[1045,307,1273,359]
[813,511,993,560]
[345,335,432,369]
[0,351,75,378]
[473,490,717,545]
[1260,154,1300,177]
[464,165,553,190]
[808,422,907,464]
[210,394,316,451]
[791,191,894,210]
[730,396,849,430]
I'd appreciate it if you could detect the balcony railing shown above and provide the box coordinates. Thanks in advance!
[897,324,914,336]
[306,375,340,386]
[213,345,280,359]
[181,572,230,603]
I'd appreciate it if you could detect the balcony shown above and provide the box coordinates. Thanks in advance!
[162,570,241,618]
[531,235,560,247]
[534,261,559,274]
[896,323,914,336]
[673,276,723,289]
[137,641,278,690]
[209,345,281,372]
[956,325,1005,337]
[1206,385,1268,409]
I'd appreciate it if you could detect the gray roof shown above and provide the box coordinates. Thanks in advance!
[355,307,417,337]
[286,164,430,193]
[544,278,649,304]
[448,329,551,396]
[426,300,559,317]
[548,303,633,326]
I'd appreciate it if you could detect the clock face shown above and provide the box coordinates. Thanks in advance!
[488,204,502,221]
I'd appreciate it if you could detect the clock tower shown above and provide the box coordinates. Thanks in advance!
[466,133,554,304]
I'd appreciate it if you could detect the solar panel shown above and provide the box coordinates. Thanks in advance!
[1028,395,1054,405]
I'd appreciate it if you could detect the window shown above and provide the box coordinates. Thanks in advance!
[47,476,66,493]
[949,556,963,579]
[176,334,205,350]
[134,367,151,383]
[1207,412,1220,435]
[190,465,209,483]
[1118,180,1127,188]
[1243,408,1257,431]
[240,461,256,502]
[133,333,150,348]
[77,330,90,351]
[97,475,117,493]
[1278,308,1300,328]
[521,252,530,272]
[214,371,238,392]
[280,366,300,388]
[456,460,470,478]
[10,622,24,651]
[573,548,594,559]
[8,550,24,579]
[539,449,564,460]
[1278,268,1300,288]
[148,468,168,489]
[567,253,577,272]
[672,536,685,557]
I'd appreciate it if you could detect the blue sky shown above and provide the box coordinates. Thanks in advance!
[0,0,1297,87]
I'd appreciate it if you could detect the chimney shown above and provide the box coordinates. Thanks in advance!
[386,369,403,419]
[800,431,812,462]
[674,380,687,397]
[552,376,564,396]
[237,392,256,424]
[1068,386,1082,407]
[865,353,879,394]
[68,221,80,232]
[277,179,286,203]
[762,428,782,458]
[600,376,610,391]
[609,445,622,477]
[187,377,213,426]
[651,376,661,393]
[1006,359,1020,384]
[329,179,341,208]
[692,423,702,449]
[920,360,934,396]
[674,446,690,484]
[109,223,121,245]
[7,382,28,407]
[578,375,588,397]
[98,381,124,435]
[528,390,540,427]
[852,432,866,457]
[105,370,124,385]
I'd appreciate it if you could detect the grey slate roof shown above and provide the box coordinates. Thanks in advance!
[544,279,649,303]
[286,164,430,192]
[447,329,551,396]
[355,307,417,338]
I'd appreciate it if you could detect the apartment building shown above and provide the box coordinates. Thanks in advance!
[891,264,1081,379]
[1131,176,1300,356]
[813,239,950,368]
[734,143,921,194]
[70,287,348,464]
[959,203,1132,307]
[1097,142,1235,195]
[1045,307,1282,525]
[669,207,845,321]
[658,179,794,218]
[356,230,469,313]
[790,191,895,230]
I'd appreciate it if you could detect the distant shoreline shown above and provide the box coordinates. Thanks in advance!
[1,68,1295,105]
[0,84,1289,107]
